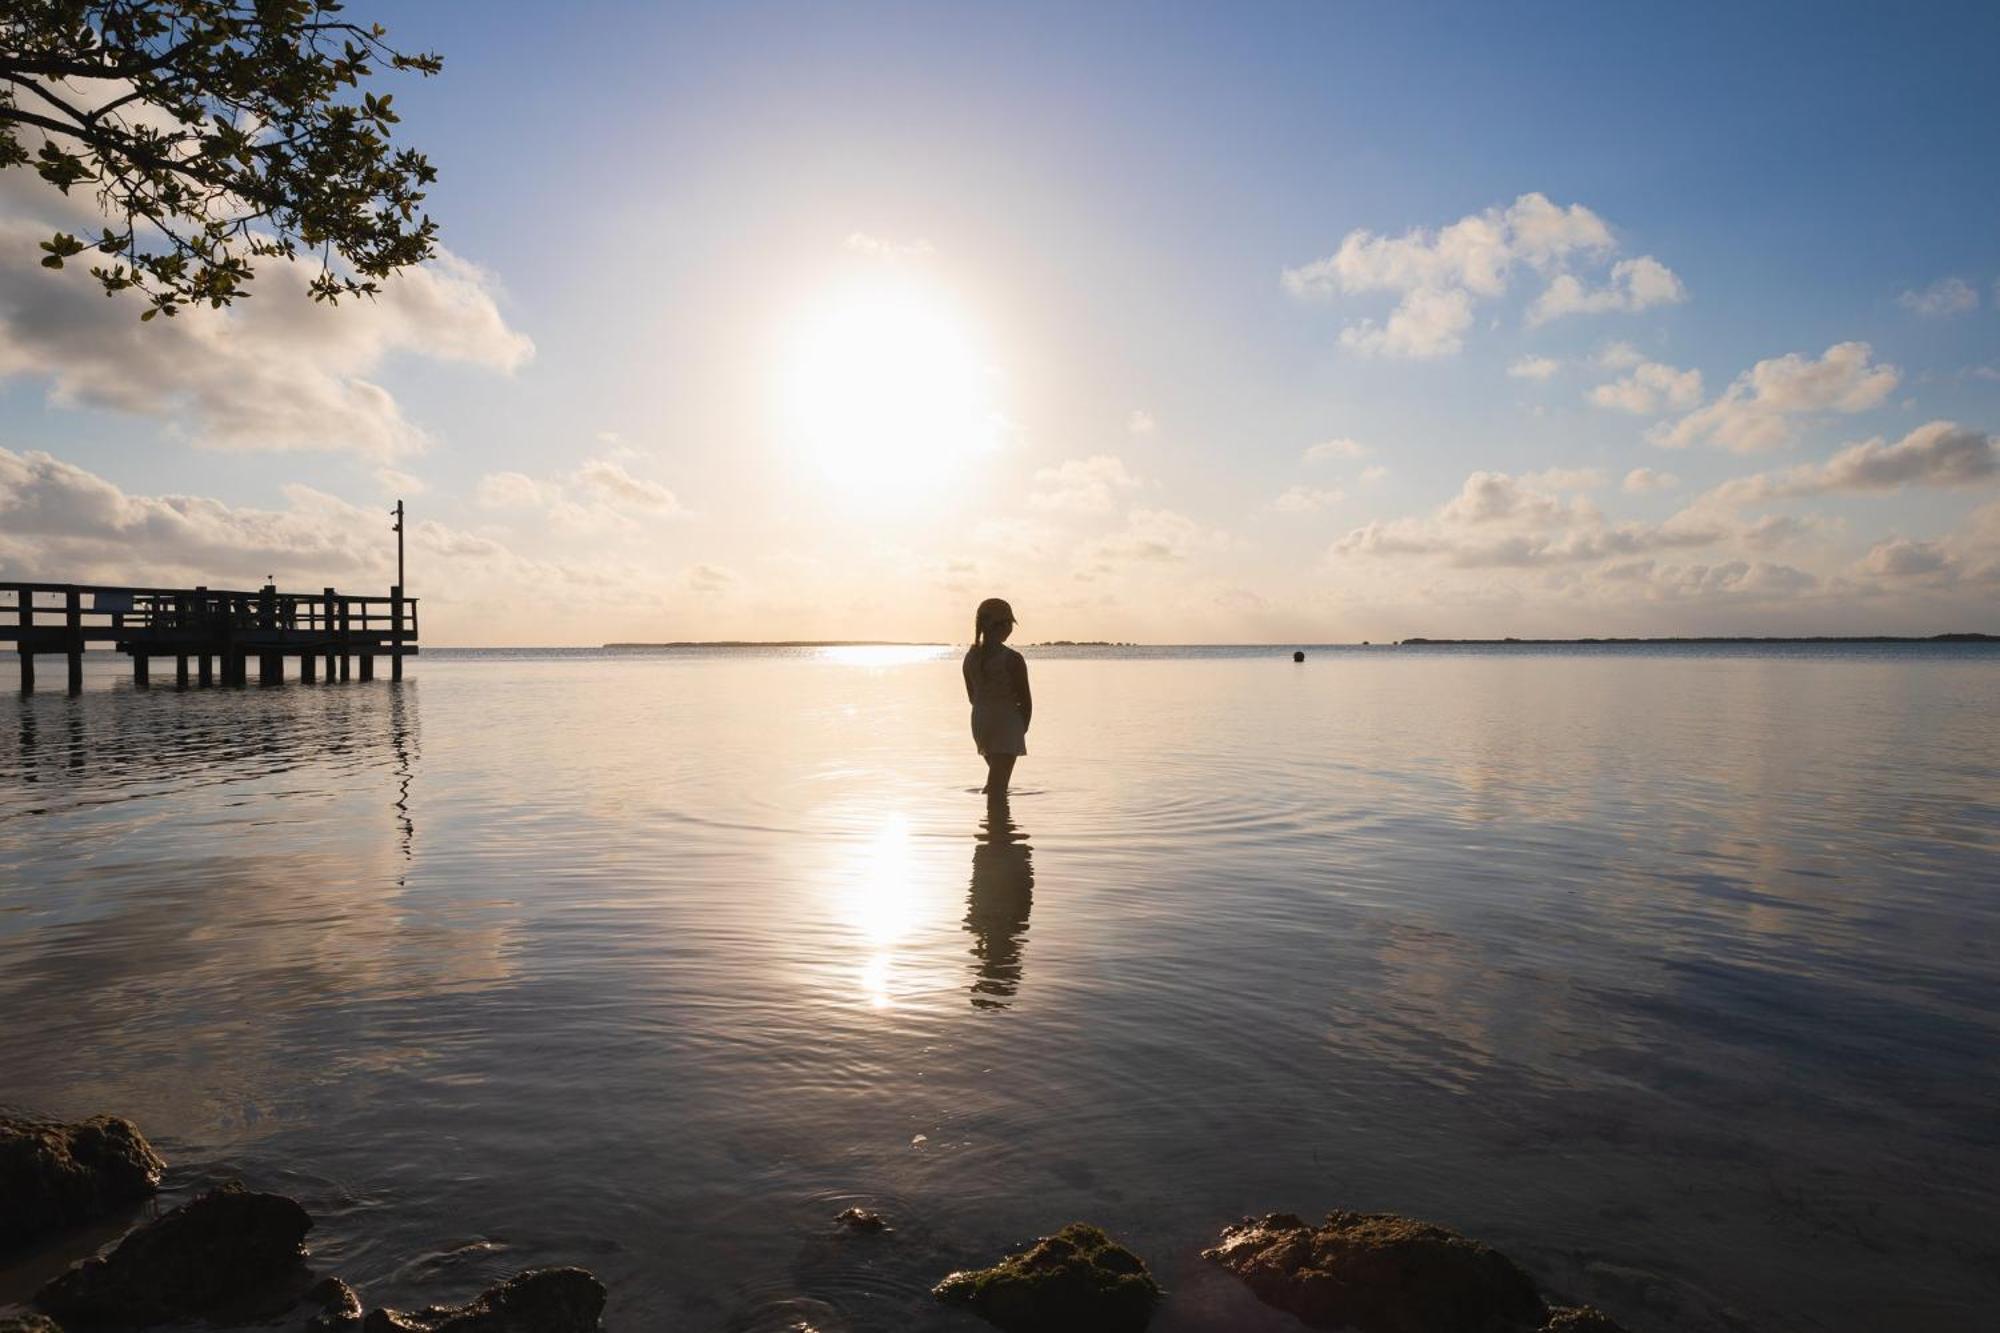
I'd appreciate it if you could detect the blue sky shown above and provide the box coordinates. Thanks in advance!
[3,1,1998,642]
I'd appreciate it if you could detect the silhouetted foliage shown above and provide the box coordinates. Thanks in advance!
[0,0,441,319]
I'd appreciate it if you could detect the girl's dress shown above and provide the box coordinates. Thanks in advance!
[967,646,1028,756]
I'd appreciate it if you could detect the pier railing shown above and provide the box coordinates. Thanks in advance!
[3,580,419,694]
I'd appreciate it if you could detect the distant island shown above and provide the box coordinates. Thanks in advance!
[603,640,939,648]
[1397,633,1996,645]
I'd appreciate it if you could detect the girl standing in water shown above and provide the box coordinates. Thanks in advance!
[964,597,1031,794]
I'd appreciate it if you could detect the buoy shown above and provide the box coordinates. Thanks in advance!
[1293,650,1305,662]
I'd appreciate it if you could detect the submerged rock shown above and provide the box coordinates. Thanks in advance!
[836,1206,888,1232]
[34,1182,312,1326]
[1203,1211,1544,1333]
[307,1275,366,1330]
[0,1113,165,1251]
[360,1266,605,1332]
[0,1316,65,1333]
[933,1222,1159,1333]
[1539,1307,1631,1333]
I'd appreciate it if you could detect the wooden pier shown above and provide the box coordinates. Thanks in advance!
[3,581,418,695]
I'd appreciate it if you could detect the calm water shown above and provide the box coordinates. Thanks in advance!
[3,645,1997,1331]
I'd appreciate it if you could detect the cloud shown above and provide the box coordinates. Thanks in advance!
[0,210,532,460]
[375,468,426,496]
[1273,485,1344,513]
[1623,467,1680,493]
[1082,507,1229,566]
[1859,538,1953,578]
[1508,356,1560,381]
[683,562,737,593]
[1596,341,1647,370]
[1589,359,1703,414]
[1029,455,1143,515]
[1303,437,1367,463]
[1897,277,1979,317]
[1128,410,1156,436]
[575,458,681,512]
[1359,465,1389,484]
[475,472,555,510]
[1704,421,1997,504]
[1526,256,1687,326]
[1282,193,1682,358]
[1654,342,1900,452]
[1438,470,1597,525]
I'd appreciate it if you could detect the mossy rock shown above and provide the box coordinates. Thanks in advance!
[1540,1307,1632,1333]
[934,1222,1159,1332]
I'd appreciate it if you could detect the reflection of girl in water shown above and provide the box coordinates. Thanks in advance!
[963,597,1031,795]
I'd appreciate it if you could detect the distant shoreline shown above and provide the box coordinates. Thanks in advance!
[597,634,1996,649]
[1396,633,1996,645]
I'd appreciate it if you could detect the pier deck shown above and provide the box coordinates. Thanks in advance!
[4,581,418,695]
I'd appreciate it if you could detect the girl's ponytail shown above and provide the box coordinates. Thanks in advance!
[973,597,1012,659]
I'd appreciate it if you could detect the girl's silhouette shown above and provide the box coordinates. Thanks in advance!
[963,597,1031,794]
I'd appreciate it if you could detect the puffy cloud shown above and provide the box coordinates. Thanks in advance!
[476,471,556,510]
[1128,410,1156,436]
[1082,507,1229,566]
[1508,355,1561,381]
[1704,421,1997,504]
[0,217,531,460]
[1623,467,1679,493]
[1596,341,1647,370]
[1282,193,1682,358]
[1526,256,1687,326]
[1273,485,1344,512]
[1029,455,1143,515]
[844,233,934,261]
[1439,470,1597,525]
[1897,277,1979,317]
[1303,437,1367,463]
[1859,538,1952,578]
[1589,359,1703,414]
[575,458,681,512]
[1654,342,1899,452]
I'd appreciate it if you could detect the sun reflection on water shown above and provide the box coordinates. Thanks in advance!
[845,814,919,1008]
[815,644,952,668]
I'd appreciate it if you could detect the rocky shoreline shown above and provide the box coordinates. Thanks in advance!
[3,1111,1634,1332]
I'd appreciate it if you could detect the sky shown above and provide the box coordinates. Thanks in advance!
[3,0,1999,645]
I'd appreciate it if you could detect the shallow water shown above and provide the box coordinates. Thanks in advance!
[3,645,1998,1331]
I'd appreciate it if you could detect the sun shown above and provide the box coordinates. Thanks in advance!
[776,273,1003,503]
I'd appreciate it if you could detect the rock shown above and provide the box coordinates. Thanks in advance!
[360,1267,605,1332]
[308,1275,366,1330]
[1540,1307,1632,1333]
[933,1222,1159,1333]
[0,1113,165,1251]
[0,1316,66,1333]
[34,1182,312,1327]
[836,1207,888,1232]
[1203,1211,1544,1333]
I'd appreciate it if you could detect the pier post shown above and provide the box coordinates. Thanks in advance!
[177,655,190,689]
[228,652,246,687]
[390,585,405,681]
[360,654,374,681]
[133,655,149,690]
[16,592,32,695]
[198,654,213,688]
[259,654,281,686]
[323,588,338,682]
[65,590,83,695]
[300,652,316,683]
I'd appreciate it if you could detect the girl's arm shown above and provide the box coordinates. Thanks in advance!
[963,651,978,705]
[1008,652,1032,728]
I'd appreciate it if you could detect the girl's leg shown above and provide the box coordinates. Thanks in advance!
[987,754,1017,795]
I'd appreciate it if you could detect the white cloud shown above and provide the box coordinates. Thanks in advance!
[1655,342,1900,452]
[475,472,555,510]
[1303,437,1367,464]
[1273,485,1344,513]
[1082,507,1230,567]
[1595,341,1647,370]
[1702,421,1997,505]
[1508,355,1561,381]
[1525,256,1687,327]
[575,458,681,512]
[1438,470,1598,526]
[1623,467,1680,493]
[0,209,531,460]
[376,468,426,496]
[1589,359,1703,414]
[1359,465,1390,484]
[844,233,934,261]
[1859,538,1953,578]
[1282,193,1683,358]
[1520,467,1608,492]
[1897,277,1979,317]
[1128,410,1157,436]
[1029,455,1143,515]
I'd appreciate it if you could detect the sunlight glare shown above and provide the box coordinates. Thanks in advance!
[777,275,1003,504]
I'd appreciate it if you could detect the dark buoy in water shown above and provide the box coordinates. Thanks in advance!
[1292,650,1305,662]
